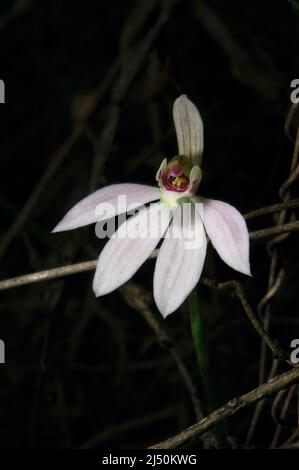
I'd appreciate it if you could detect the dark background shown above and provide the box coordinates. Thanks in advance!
[0,0,299,449]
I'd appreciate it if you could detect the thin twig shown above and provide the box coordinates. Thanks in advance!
[271,385,297,448]
[149,367,299,449]
[0,259,98,290]
[0,250,159,291]
[244,199,299,220]
[246,122,299,446]
[119,280,205,422]
[200,278,290,363]
[119,280,223,448]
[246,360,279,446]
[2,217,299,292]
[249,220,299,240]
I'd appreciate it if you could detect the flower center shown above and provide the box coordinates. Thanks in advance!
[163,157,192,193]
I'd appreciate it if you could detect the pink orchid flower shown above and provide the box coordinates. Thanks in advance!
[53,95,251,317]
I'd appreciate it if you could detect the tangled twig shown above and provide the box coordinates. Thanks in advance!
[150,367,299,449]
[246,105,299,446]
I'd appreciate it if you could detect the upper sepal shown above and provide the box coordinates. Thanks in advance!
[173,95,204,166]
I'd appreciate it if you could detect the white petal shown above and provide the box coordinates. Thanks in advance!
[202,199,251,276]
[155,158,167,184]
[154,204,207,317]
[173,95,204,165]
[52,183,161,232]
[93,203,173,296]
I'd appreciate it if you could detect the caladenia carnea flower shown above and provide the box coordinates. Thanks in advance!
[53,95,251,317]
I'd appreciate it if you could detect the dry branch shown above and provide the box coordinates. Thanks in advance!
[1,216,299,292]
[150,367,299,449]
[200,278,291,363]
[120,281,205,422]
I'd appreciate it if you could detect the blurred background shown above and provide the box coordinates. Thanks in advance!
[0,0,299,449]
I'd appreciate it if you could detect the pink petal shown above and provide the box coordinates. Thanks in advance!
[52,183,161,232]
[173,95,204,166]
[93,203,173,296]
[154,204,207,317]
[202,199,251,276]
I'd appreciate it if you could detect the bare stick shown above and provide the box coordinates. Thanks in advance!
[2,217,299,291]
[249,220,299,240]
[150,367,299,449]
[246,123,299,446]
[244,199,299,220]
[0,251,160,291]
[271,384,297,448]
[120,281,205,421]
[120,280,221,449]
[0,259,98,290]
[200,278,290,364]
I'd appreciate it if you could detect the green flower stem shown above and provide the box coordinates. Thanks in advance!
[188,288,228,448]
[188,288,215,413]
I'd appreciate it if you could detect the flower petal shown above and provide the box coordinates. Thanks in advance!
[155,158,167,185]
[154,204,207,317]
[93,203,173,296]
[202,199,251,276]
[173,95,204,165]
[52,183,161,232]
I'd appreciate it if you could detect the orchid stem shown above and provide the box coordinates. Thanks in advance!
[189,289,227,448]
[188,288,215,413]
